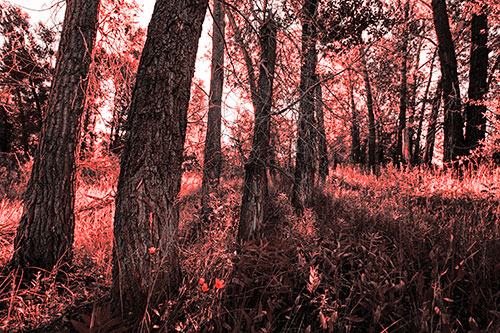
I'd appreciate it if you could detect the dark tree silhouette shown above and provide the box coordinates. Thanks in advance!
[11,0,100,271]
[111,0,209,320]
[432,0,465,164]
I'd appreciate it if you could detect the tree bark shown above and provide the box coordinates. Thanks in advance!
[315,75,328,182]
[293,0,319,211]
[11,0,99,271]
[396,0,410,167]
[423,80,442,166]
[362,50,377,174]
[111,0,208,320]
[431,0,465,164]
[238,16,277,242]
[465,11,488,154]
[201,0,225,222]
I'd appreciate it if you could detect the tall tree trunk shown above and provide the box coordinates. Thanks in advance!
[15,89,29,155]
[111,0,208,320]
[413,50,437,164]
[348,69,362,164]
[315,75,328,182]
[396,0,410,167]
[238,16,277,242]
[201,0,225,221]
[423,80,442,166]
[11,0,99,271]
[465,11,488,154]
[431,0,465,164]
[362,50,377,174]
[293,0,319,211]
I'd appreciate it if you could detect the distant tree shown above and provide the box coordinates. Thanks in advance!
[361,49,377,174]
[315,75,329,182]
[111,0,209,321]
[11,0,100,271]
[431,0,465,164]
[293,0,320,211]
[0,4,56,159]
[423,80,442,166]
[201,0,225,222]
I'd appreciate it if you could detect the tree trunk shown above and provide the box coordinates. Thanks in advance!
[11,0,99,271]
[201,0,225,222]
[423,80,442,166]
[431,0,465,164]
[0,105,12,153]
[111,0,208,321]
[465,11,488,154]
[362,50,377,174]
[293,0,319,211]
[348,69,362,164]
[396,0,410,167]
[413,50,437,165]
[238,16,277,242]
[315,75,328,182]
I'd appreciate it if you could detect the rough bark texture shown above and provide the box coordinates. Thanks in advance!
[396,0,410,167]
[111,0,208,320]
[362,51,377,174]
[432,0,465,163]
[11,0,99,271]
[293,0,319,211]
[423,80,442,166]
[465,12,488,153]
[315,76,328,182]
[238,17,277,242]
[201,0,225,222]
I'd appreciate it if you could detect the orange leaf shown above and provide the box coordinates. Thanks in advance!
[202,283,209,292]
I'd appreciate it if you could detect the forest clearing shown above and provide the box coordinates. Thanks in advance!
[1,0,500,331]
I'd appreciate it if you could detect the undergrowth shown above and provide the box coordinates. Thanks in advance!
[0,159,499,331]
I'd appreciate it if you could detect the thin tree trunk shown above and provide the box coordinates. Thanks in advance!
[315,75,328,182]
[423,80,442,166]
[348,69,361,164]
[431,0,465,164]
[362,50,377,174]
[396,0,410,167]
[293,0,319,211]
[413,49,437,164]
[0,105,12,153]
[111,0,208,320]
[465,11,488,154]
[238,16,277,242]
[11,0,100,271]
[15,89,29,155]
[201,0,225,221]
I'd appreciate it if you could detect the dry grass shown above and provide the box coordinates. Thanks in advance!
[0,160,499,331]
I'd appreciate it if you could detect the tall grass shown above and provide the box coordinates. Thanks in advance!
[0,160,499,331]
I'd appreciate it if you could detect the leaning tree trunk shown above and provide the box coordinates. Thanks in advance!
[432,0,465,164]
[465,11,488,154]
[11,0,99,271]
[111,0,208,321]
[423,80,442,166]
[315,75,329,183]
[361,50,377,174]
[238,17,277,242]
[201,0,225,222]
[293,0,319,211]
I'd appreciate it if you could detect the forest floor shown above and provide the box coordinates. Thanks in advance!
[0,157,500,332]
